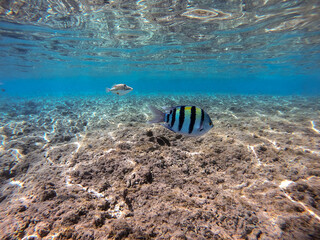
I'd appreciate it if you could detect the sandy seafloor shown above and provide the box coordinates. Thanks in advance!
[0,94,319,240]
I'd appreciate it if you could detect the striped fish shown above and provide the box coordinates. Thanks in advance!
[148,105,213,136]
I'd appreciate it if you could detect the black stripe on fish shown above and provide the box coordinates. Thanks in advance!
[189,106,196,134]
[171,108,176,128]
[200,108,204,131]
[166,113,169,123]
[178,106,185,131]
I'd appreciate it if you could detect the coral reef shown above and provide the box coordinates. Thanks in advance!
[0,94,319,239]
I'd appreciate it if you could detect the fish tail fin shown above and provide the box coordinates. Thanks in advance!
[147,105,165,123]
[106,88,111,93]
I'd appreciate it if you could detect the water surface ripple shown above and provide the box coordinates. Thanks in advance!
[0,0,319,77]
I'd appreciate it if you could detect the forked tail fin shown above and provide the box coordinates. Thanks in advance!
[106,88,111,92]
[147,105,165,123]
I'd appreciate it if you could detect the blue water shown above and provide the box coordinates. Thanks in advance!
[1,0,320,97]
[2,73,320,97]
[1,2,320,239]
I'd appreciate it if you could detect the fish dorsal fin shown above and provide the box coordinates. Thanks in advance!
[162,106,176,113]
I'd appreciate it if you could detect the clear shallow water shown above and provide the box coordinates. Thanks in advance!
[1,1,320,239]
[0,94,320,239]
[0,0,320,96]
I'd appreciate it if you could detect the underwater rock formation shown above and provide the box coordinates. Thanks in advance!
[0,95,319,239]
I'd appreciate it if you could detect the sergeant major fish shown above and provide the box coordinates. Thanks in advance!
[106,84,133,96]
[148,105,213,136]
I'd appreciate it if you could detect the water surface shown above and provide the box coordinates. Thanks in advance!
[0,0,320,95]
[0,1,320,239]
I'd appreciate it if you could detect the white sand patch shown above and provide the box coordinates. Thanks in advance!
[44,141,80,165]
[279,180,320,222]
[108,131,116,140]
[88,188,104,198]
[259,136,282,150]
[50,119,57,134]
[65,175,104,198]
[105,148,116,154]
[230,113,238,119]
[186,151,201,156]
[9,179,24,187]
[282,189,320,222]
[43,232,61,240]
[74,141,81,153]
[116,140,134,145]
[126,158,136,166]
[264,129,290,135]
[247,145,261,166]
[255,111,266,117]
[295,146,320,156]
[10,148,23,161]
[224,110,238,119]
[279,180,294,189]
[12,124,23,135]
[22,235,39,240]
[44,149,54,164]
[42,133,50,148]
[232,182,249,190]
[137,0,150,17]
[76,132,85,140]
[311,121,320,134]
[109,202,124,219]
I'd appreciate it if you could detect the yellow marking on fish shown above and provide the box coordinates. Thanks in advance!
[184,107,191,116]
[196,107,201,116]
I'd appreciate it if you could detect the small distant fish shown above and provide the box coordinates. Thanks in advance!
[106,84,133,96]
[148,105,213,136]
[1,89,5,92]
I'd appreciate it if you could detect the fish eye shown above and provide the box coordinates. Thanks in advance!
[209,122,212,126]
